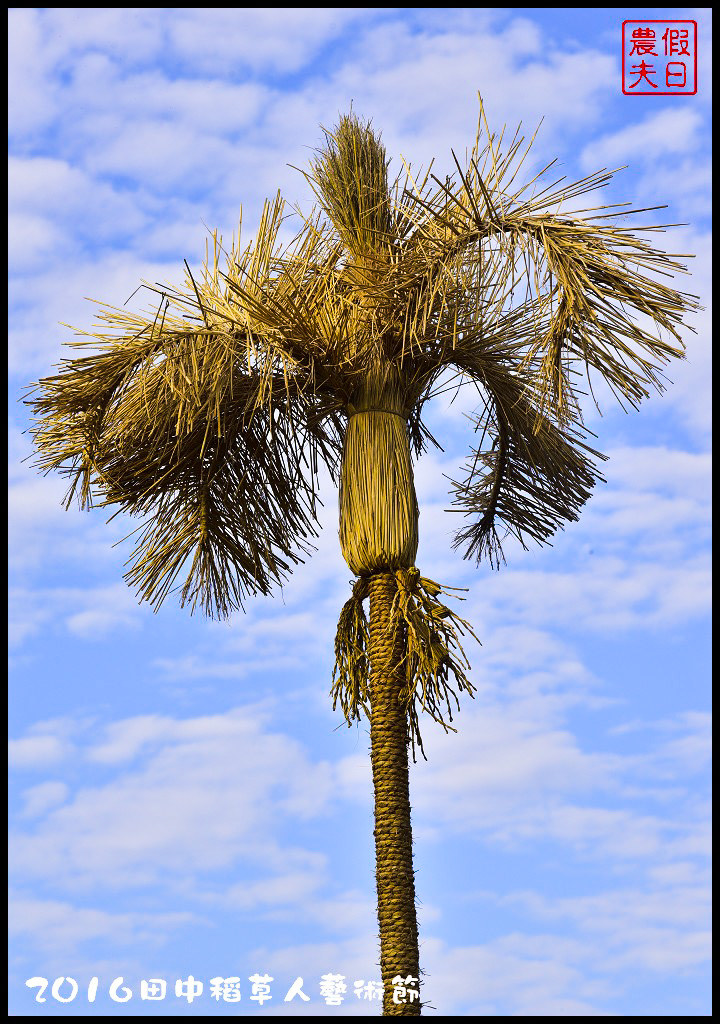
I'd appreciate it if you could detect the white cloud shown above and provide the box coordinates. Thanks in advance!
[8,679,710,1010]
[8,156,149,273]
[66,603,142,640]
[420,934,608,1016]
[504,875,711,973]
[7,10,59,136]
[9,734,72,769]
[9,707,334,888]
[580,108,704,170]
[7,213,64,273]
[20,781,69,818]
[651,711,712,775]
[462,551,710,635]
[166,8,370,75]
[599,446,711,500]
[9,891,197,952]
[9,584,145,650]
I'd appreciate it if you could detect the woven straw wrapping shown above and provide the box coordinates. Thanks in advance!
[339,399,418,576]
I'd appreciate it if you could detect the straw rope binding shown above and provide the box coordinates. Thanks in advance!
[332,567,479,758]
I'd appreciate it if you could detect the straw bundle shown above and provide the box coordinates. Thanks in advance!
[339,402,418,576]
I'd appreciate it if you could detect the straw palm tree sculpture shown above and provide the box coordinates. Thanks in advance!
[26,104,695,1015]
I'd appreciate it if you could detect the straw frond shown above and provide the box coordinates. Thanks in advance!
[393,568,479,760]
[25,100,697,652]
[25,203,345,618]
[397,99,697,427]
[332,575,372,723]
[449,378,604,568]
[307,113,393,260]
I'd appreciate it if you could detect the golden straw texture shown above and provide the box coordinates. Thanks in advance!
[367,572,421,1016]
[339,408,418,576]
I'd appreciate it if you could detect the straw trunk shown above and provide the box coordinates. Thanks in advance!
[368,570,421,1015]
[339,395,422,1013]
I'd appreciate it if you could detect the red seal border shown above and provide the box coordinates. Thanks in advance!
[622,20,698,96]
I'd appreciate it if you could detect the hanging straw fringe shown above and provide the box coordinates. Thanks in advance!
[332,575,372,721]
[332,567,480,758]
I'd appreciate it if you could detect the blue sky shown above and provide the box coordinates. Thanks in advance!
[8,7,711,1017]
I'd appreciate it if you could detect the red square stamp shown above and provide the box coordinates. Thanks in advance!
[622,20,697,95]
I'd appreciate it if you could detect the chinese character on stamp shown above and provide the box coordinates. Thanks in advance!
[622,20,697,95]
